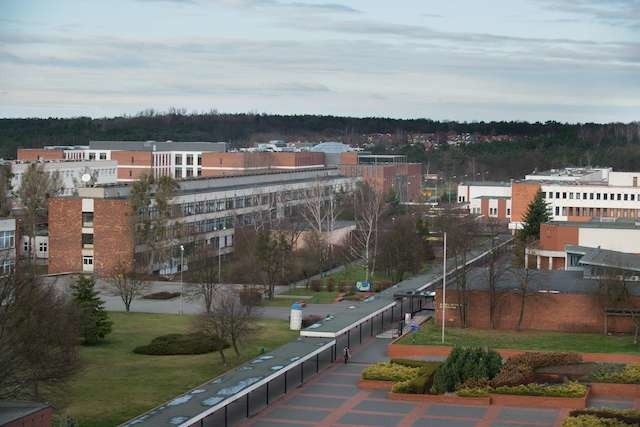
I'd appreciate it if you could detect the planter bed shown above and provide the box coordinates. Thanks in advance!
[388,391,490,406]
[489,393,587,409]
[357,379,395,390]
[589,382,640,398]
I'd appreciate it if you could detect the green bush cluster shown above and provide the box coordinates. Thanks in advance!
[430,347,502,394]
[390,359,441,369]
[362,363,421,382]
[456,388,490,397]
[492,381,587,398]
[563,415,632,427]
[133,333,227,355]
[569,409,640,426]
[588,363,640,384]
[492,352,582,387]
[390,361,442,394]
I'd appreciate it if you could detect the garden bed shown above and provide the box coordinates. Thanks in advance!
[589,382,640,398]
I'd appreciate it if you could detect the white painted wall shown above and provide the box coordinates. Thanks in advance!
[579,228,640,254]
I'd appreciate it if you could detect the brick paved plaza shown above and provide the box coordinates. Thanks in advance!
[241,338,640,427]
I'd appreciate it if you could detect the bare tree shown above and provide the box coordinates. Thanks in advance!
[484,218,510,329]
[596,267,640,343]
[17,163,62,261]
[350,183,383,283]
[510,237,543,331]
[195,287,258,357]
[301,180,328,234]
[0,261,79,399]
[107,260,149,312]
[0,163,12,217]
[187,245,222,313]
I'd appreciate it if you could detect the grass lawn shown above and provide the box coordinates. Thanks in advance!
[263,288,340,306]
[398,320,640,354]
[324,263,393,284]
[53,312,297,427]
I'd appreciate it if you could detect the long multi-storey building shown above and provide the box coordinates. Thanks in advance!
[48,169,358,276]
[456,181,512,220]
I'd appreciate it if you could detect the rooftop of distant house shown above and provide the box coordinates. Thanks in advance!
[88,140,227,152]
[0,400,51,425]
[566,245,640,274]
[460,181,511,187]
[547,218,640,230]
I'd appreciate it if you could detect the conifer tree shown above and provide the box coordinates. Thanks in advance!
[72,275,112,345]
[519,189,550,241]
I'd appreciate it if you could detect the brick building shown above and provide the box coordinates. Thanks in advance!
[48,169,358,276]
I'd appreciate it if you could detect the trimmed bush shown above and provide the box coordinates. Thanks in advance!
[362,363,421,382]
[326,277,336,292]
[570,409,640,426]
[456,388,490,397]
[492,381,587,398]
[133,333,227,355]
[430,347,502,394]
[309,279,322,292]
[493,352,582,387]
[563,415,631,427]
[588,363,640,384]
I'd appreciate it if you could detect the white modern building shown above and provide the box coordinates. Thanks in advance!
[0,218,16,274]
[457,181,512,219]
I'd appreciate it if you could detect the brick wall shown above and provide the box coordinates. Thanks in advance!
[93,199,133,276]
[111,151,153,181]
[4,406,53,427]
[17,148,64,161]
[435,288,639,333]
[511,182,541,223]
[539,223,579,251]
[48,198,82,273]
[270,152,325,168]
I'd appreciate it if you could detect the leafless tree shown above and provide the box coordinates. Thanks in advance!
[17,163,63,261]
[509,237,544,331]
[187,245,222,313]
[195,287,258,357]
[484,218,510,329]
[596,267,640,343]
[0,261,79,399]
[350,183,384,283]
[107,260,149,312]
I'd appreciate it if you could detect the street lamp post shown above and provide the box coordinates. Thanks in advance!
[180,245,185,315]
[441,232,447,344]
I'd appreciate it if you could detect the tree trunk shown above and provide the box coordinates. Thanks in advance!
[218,349,226,364]
[232,337,240,356]
[517,291,526,331]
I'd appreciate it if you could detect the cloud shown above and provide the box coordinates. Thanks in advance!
[535,0,640,29]
[216,0,360,13]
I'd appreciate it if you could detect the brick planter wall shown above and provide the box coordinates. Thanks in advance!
[489,393,587,409]
[388,392,490,406]
[589,382,640,398]
[357,379,395,390]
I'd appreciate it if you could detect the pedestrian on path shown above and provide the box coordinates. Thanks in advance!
[343,346,351,364]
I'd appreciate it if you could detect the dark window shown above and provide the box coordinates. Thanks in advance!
[82,212,94,227]
[82,233,94,248]
[197,155,202,166]
[186,155,193,166]
[99,152,107,160]
[175,154,182,165]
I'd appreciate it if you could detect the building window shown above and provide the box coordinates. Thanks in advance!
[129,170,132,178]
[99,152,106,160]
[186,169,193,177]
[89,152,96,160]
[507,208,511,216]
[632,195,636,201]
[197,155,202,166]
[175,154,182,165]
[197,169,202,177]
[0,230,15,250]
[39,241,47,253]
[82,212,94,227]
[131,156,135,164]
[569,192,573,199]
[583,192,587,199]
[603,193,608,200]
[83,256,93,266]
[576,193,580,200]
[589,193,594,200]
[618,194,622,200]
[634,177,638,187]
[555,192,560,198]
[562,192,566,199]
[186,154,193,166]
[23,239,30,253]
[596,193,601,200]
[555,206,560,216]
[82,233,94,249]
[624,194,629,201]
[548,192,552,199]
[1,259,13,274]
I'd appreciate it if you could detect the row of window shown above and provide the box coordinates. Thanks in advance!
[87,152,108,160]
[544,191,639,202]
[0,231,15,250]
[175,154,202,166]
[552,206,640,218]
[23,240,47,253]
[175,168,202,179]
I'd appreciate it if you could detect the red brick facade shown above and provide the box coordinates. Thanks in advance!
[48,198,83,273]
[201,152,325,176]
[93,199,133,276]
[539,223,579,251]
[17,148,64,161]
[511,182,541,223]
[339,163,422,201]
[435,289,640,333]
[3,406,53,427]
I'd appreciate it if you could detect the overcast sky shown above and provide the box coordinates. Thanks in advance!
[1,0,639,122]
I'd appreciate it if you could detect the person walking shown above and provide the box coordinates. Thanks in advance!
[343,346,351,364]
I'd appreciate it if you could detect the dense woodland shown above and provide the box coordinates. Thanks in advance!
[1,112,639,180]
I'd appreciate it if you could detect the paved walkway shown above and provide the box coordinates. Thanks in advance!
[239,336,640,427]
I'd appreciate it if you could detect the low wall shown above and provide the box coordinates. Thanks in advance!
[389,392,489,405]
[388,344,640,364]
[589,382,640,398]
[489,393,587,409]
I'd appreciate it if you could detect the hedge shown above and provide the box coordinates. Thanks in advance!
[570,409,640,425]
[456,387,490,397]
[362,363,421,382]
[430,347,502,394]
[563,415,631,427]
[390,361,442,394]
[492,381,587,398]
[588,363,640,384]
[133,333,227,355]
[390,359,441,370]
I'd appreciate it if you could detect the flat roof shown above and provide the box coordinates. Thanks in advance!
[473,196,511,200]
[89,140,227,152]
[124,337,335,427]
[547,219,640,230]
[567,246,640,273]
[0,401,51,424]
[460,181,510,187]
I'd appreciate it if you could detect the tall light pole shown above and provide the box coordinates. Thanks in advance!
[179,245,185,315]
[441,232,447,344]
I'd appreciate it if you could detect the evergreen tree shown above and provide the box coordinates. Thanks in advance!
[72,275,112,345]
[519,189,550,241]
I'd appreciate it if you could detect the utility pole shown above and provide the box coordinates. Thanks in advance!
[441,232,447,344]
[179,245,184,315]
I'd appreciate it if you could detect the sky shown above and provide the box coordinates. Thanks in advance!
[1,0,639,122]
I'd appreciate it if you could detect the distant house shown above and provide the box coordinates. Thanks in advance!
[0,400,53,427]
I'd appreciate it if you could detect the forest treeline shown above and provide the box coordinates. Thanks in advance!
[1,111,638,180]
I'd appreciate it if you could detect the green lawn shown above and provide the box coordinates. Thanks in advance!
[399,320,640,354]
[263,288,340,306]
[53,312,297,427]
[324,264,393,284]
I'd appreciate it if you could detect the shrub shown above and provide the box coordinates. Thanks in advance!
[563,415,631,427]
[338,281,351,293]
[143,291,181,300]
[588,363,640,384]
[239,288,262,306]
[430,347,502,394]
[310,279,322,292]
[392,373,431,394]
[493,352,582,387]
[362,363,421,382]
[456,388,490,397]
[326,277,336,292]
[570,409,640,425]
[492,381,587,398]
[133,333,227,355]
